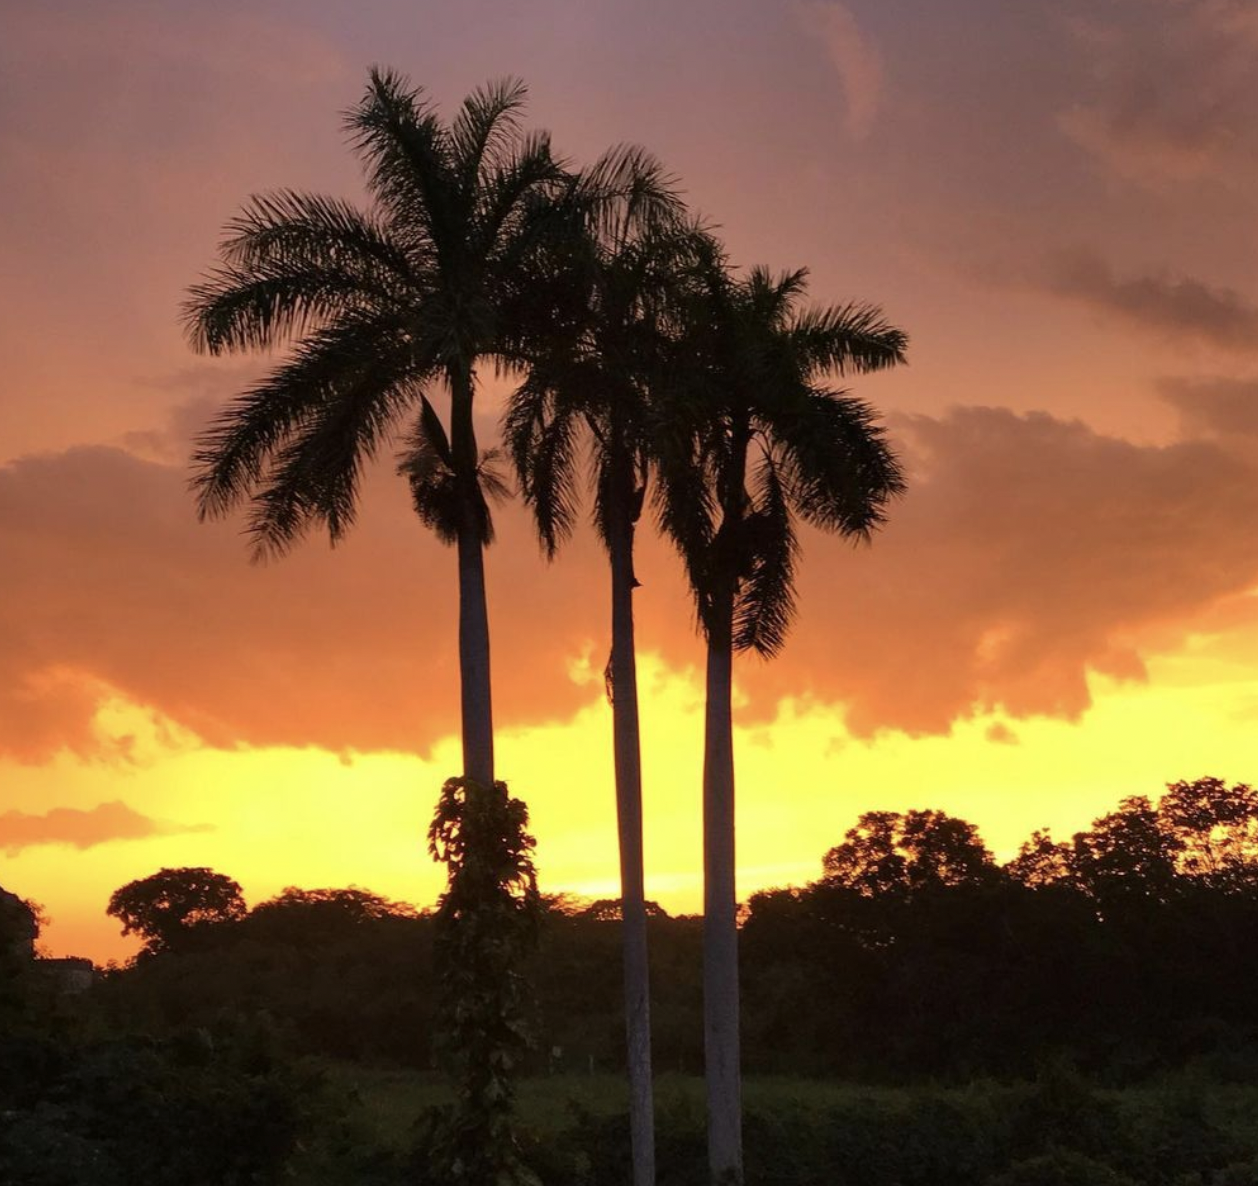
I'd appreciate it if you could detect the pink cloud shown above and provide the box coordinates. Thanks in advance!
[1060,0,1258,186]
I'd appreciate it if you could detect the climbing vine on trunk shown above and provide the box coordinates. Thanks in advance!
[428,777,543,1186]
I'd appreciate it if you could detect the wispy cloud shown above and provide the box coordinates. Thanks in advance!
[1043,249,1258,351]
[1060,0,1258,186]
[1160,376,1258,441]
[794,1,884,138]
[0,800,212,856]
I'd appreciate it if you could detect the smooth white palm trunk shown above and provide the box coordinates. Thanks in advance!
[609,521,657,1186]
[703,627,742,1185]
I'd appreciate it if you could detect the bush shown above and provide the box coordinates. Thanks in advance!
[0,1020,322,1186]
[986,1149,1140,1186]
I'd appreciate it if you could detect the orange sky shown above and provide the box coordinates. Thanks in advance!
[4,0,1258,963]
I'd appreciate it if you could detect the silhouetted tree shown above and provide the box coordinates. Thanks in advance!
[1069,795,1182,907]
[107,867,246,956]
[506,147,697,1186]
[246,886,419,945]
[0,888,39,1027]
[185,69,571,788]
[0,887,37,960]
[1006,828,1074,888]
[1159,776,1258,885]
[660,251,906,1182]
[823,809,997,897]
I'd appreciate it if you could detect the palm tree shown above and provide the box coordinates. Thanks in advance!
[184,69,569,788]
[658,253,907,1184]
[504,147,696,1186]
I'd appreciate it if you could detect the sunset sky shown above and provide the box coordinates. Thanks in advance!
[5,0,1258,964]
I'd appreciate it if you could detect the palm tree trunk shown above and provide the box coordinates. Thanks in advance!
[456,518,494,787]
[609,508,656,1186]
[449,361,494,788]
[703,596,742,1185]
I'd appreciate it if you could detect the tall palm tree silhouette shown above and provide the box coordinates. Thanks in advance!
[184,70,568,788]
[660,251,907,1184]
[505,146,699,1186]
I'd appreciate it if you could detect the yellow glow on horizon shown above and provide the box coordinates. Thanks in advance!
[5,650,1258,964]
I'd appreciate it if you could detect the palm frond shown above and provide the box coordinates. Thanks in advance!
[220,191,418,286]
[398,426,505,548]
[397,408,462,545]
[190,314,418,521]
[503,377,583,556]
[572,144,686,248]
[346,67,454,248]
[477,448,513,507]
[449,77,529,190]
[236,330,421,558]
[650,410,718,627]
[789,302,908,377]
[732,450,797,657]
[183,256,397,355]
[745,266,810,324]
[476,129,565,260]
[776,388,906,538]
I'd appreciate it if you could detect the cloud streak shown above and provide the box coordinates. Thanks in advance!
[0,800,212,856]
[1044,249,1258,351]
[795,1,884,138]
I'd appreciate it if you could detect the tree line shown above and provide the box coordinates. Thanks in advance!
[183,66,906,1185]
[7,773,1247,1084]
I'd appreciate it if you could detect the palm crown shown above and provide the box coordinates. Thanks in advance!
[503,148,698,561]
[657,252,909,656]
[184,69,568,555]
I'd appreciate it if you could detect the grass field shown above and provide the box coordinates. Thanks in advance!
[314,1063,1258,1185]
[325,1065,934,1140]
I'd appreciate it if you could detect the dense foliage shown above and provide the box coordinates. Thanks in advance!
[76,776,1258,1086]
[0,1017,322,1186]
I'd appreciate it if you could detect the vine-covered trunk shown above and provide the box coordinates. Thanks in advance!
[450,361,495,787]
[703,595,741,1185]
[609,504,657,1186]
[428,777,540,1186]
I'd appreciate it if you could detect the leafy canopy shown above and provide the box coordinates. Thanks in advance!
[107,867,247,955]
